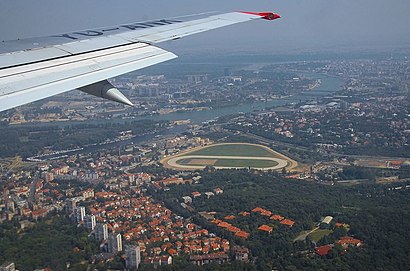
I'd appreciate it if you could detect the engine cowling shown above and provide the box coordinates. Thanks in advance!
[78,80,133,106]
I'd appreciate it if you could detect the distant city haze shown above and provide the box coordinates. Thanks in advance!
[1,0,409,54]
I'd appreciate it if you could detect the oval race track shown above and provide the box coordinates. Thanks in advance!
[166,155,288,170]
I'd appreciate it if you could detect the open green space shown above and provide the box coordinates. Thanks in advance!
[178,158,195,165]
[309,229,333,243]
[178,158,278,168]
[215,159,278,168]
[188,143,278,157]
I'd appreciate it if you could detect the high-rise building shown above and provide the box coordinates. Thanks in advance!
[74,206,85,223]
[95,223,108,241]
[108,233,122,253]
[128,174,135,186]
[125,245,141,269]
[85,214,96,231]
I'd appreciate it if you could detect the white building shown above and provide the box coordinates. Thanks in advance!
[108,233,122,253]
[95,223,108,241]
[322,216,334,225]
[85,214,96,231]
[182,196,192,204]
[74,206,85,223]
[0,262,15,271]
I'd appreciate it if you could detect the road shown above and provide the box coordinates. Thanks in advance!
[293,226,320,242]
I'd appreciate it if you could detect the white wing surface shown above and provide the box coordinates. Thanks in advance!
[0,11,280,112]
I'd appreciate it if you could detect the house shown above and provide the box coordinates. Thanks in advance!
[252,207,263,213]
[270,214,285,221]
[217,221,232,228]
[182,196,192,204]
[335,222,349,229]
[211,219,222,224]
[233,246,250,262]
[315,245,332,256]
[336,236,362,247]
[190,253,229,266]
[192,191,201,198]
[258,225,273,233]
[260,210,272,217]
[82,189,95,199]
[204,192,215,198]
[214,188,223,195]
[204,192,215,199]
[280,219,295,227]
[252,207,272,216]
[239,211,250,216]
[321,216,333,225]
[0,262,15,271]
[227,226,241,233]
[31,209,48,220]
[235,231,250,239]
[160,177,193,186]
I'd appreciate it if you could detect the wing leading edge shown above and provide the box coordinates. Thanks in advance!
[0,11,280,112]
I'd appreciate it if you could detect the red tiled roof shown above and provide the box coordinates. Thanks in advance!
[315,245,332,256]
[260,210,272,216]
[280,219,295,227]
[252,207,271,216]
[239,211,250,216]
[337,236,361,246]
[252,207,264,213]
[227,226,241,233]
[217,222,231,228]
[235,231,250,239]
[211,219,222,224]
[270,214,285,221]
[258,225,273,233]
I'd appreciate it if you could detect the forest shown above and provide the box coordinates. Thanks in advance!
[0,119,167,158]
[0,216,98,271]
[152,170,410,271]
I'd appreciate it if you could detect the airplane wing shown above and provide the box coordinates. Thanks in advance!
[0,11,280,112]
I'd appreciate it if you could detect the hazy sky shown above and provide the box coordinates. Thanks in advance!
[1,0,410,54]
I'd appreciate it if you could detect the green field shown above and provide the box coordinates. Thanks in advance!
[309,229,333,243]
[215,159,277,168]
[178,158,278,168]
[188,144,277,157]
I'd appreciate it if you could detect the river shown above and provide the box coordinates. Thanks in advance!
[27,73,343,161]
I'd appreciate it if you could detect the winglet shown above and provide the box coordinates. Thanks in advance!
[240,12,281,21]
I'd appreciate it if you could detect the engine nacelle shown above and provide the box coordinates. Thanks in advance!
[78,80,133,106]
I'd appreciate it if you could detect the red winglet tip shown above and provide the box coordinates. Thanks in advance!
[240,11,281,21]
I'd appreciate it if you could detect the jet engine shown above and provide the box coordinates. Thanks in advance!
[78,80,133,106]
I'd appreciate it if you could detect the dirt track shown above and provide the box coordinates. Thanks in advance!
[161,143,298,171]
[167,155,288,170]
